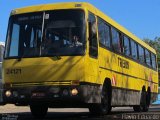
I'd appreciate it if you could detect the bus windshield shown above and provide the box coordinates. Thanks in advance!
[5,10,85,58]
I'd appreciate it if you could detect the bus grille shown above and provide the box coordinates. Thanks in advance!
[12,81,72,87]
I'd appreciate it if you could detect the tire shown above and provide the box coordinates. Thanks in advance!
[108,106,112,113]
[89,82,111,115]
[146,88,151,108]
[30,103,48,118]
[144,89,151,112]
[133,88,149,112]
[133,105,141,112]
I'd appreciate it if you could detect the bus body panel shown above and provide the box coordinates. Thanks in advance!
[3,56,85,85]
[2,2,158,107]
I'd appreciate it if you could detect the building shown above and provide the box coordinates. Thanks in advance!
[0,42,5,80]
[0,42,5,62]
[0,42,4,103]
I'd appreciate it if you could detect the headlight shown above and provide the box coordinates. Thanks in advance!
[5,90,12,97]
[71,88,78,96]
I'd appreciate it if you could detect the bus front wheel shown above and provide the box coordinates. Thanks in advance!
[30,103,48,118]
[89,82,111,115]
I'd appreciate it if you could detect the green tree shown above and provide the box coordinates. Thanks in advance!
[143,37,160,59]
[144,37,160,86]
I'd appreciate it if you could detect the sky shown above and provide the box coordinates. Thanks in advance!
[0,0,160,42]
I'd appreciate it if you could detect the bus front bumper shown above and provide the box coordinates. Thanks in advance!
[2,84,101,107]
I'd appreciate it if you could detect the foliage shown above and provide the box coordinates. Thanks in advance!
[143,37,160,59]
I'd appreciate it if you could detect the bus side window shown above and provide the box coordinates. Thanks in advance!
[151,53,156,69]
[98,18,111,48]
[88,12,98,58]
[123,36,131,56]
[138,45,145,63]
[111,27,122,53]
[131,40,138,60]
[145,49,151,67]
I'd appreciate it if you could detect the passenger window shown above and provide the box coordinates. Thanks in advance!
[98,18,111,48]
[131,40,138,60]
[145,49,151,66]
[151,53,156,69]
[111,28,121,52]
[138,45,145,63]
[123,36,131,56]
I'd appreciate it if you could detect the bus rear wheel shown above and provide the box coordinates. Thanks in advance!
[133,88,149,112]
[89,83,111,115]
[30,103,48,118]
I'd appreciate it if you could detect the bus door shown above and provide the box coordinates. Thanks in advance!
[88,12,99,83]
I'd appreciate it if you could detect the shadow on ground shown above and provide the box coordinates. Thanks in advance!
[1,106,160,120]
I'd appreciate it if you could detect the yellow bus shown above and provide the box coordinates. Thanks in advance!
[1,2,158,117]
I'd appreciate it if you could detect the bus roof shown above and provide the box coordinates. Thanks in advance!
[11,2,156,54]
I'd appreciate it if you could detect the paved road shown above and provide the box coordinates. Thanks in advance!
[0,105,160,120]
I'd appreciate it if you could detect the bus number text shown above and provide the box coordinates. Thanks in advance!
[6,69,22,75]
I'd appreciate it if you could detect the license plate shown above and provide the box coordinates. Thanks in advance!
[32,92,45,97]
